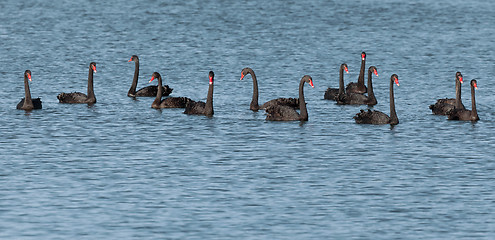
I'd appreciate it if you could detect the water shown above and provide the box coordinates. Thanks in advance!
[1,0,494,239]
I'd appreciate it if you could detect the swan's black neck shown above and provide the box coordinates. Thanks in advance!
[367,68,376,104]
[152,75,163,108]
[455,76,463,109]
[87,66,96,103]
[128,60,139,97]
[358,58,366,89]
[249,69,259,111]
[299,77,308,121]
[23,74,33,109]
[389,77,398,125]
[338,64,345,95]
[471,82,478,120]
[205,81,214,117]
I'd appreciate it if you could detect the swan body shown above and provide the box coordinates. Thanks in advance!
[240,67,299,111]
[57,62,97,104]
[265,75,314,121]
[324,63,348,101]
[354,74,399,125]
[430,72,465,115]
[345,52,367,94]
[17,70,42,110]
[128,55,172,97]
[447,79,479,121]
[337,66,378,105]
[184,71,214,116]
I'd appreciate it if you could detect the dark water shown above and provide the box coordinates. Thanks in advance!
[1,0,494,239]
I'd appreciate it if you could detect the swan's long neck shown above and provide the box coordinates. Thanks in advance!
[367,69,376,103]
[299,78,308,121]
[249,69,259,111]
[205,81,214,116]
[338,65,345,95]
[87,66,96,102]
[23,75,33,108]
[128,60,139,97]
[471,83,478,119]
[152,75,163,107]
[455,77,463,109]
[358,59,366,88]
[389,78,399,125]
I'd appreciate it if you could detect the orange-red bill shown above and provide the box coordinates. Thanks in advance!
[149,76,155,83]
[374,69,378,76]
[27,73,32,81]
[309,79,314,88]
[209,76,213,84]
[394,77,400,86]
[344,66,349,73]
[92,65,97,73]
[240,72,245,80]
[128,57,133,62]
[474,82,478,89]
[459,76,463,83]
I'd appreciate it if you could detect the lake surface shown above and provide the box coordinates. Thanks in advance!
[1,0,494,239]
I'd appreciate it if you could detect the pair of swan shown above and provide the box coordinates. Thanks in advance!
[430,72,479,121]
[240,67,314,121]
[18,62,97,109]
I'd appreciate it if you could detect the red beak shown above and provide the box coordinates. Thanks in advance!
[92,66,97,73]
[128,57,133,62]
[240,72,245,80]
[394,77,400,86]
[374,69,378,76]
[149,76,155,83]
[27,73,32,81]
[344,67,349,73]
[459,76,463,83]
[473,82,478,89]
[209,76,213,84]
[309,79,314,88]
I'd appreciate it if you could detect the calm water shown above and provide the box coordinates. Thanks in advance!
[1,0,494,239]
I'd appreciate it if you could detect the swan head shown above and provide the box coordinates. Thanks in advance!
[150,72,161,83]
[391,74,399,86]
[240,67,253,80]
[369,66,378,77]
[471,79,478,90]
[128,55,139,63]
[90,62,97,73]
[24,70,32,81]
[342,63,349,73]
[456,72,463,84]
[209,71,214,85]
[361,51,366,61]
[303,75,314,88]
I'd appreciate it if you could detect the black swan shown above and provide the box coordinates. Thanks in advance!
[429,72,465,115]
[345,52,367,94]
[265,75,314,121]
[17,70,42,110]
[184,71,215,116]
[337,66,378,105]
[240,67,299,111]
[57,62,97,104]
[447,79,479,121]
[354,74,399,125]
[324,63,348,101]
[127,55,172,97]
[149,72,192,109]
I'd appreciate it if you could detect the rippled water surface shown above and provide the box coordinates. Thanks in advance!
[1,0,495,239]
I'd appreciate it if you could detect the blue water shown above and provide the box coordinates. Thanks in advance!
[1,0,495,239]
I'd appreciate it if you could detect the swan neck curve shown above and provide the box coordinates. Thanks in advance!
[128,60,139,96]
[455,76,463,109]
[205,82,214,116]
[389,77,398,125]
[250,69,259,111]
[299,78,308,121]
